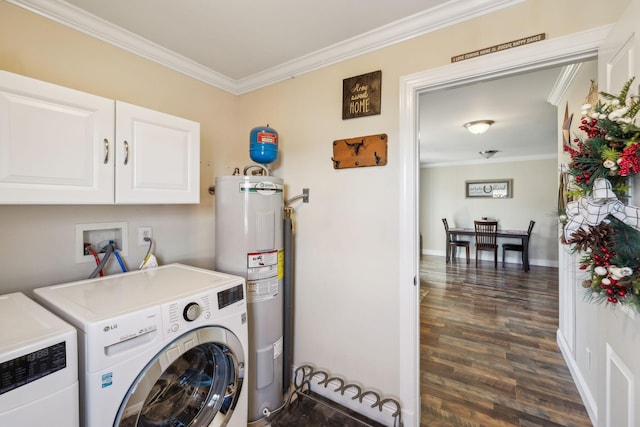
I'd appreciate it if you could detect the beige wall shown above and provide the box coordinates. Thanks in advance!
[0,1,244,289]
[420,158,559,266]
[236,0,627,413]
[0,0,629,422]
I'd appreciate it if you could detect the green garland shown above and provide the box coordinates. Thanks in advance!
[563,77,640,312]
[570,217,640,312]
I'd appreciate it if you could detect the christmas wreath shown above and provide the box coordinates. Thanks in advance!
[562,77,640,312]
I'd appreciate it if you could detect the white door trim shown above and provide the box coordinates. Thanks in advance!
[397,24,611,426]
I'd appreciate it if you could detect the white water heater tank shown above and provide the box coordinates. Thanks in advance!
[214,175,284,422]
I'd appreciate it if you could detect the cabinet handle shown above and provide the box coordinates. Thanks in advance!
[103,138,109,164]
[124,141,129,165]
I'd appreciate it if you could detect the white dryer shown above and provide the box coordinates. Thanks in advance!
[34,264,248,427]
[0,292,79,427]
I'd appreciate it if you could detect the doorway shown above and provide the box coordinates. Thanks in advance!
[417,66,564,264]
[397,27,611,426]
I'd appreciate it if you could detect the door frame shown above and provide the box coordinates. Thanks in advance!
[397,25,612,426]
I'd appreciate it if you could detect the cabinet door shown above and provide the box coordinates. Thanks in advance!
[114,101,200,204]
[0,71,114,204]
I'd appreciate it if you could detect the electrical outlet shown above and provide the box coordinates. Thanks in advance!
[138,227,153,245]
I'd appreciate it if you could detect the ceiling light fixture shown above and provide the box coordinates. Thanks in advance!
[479,150,498,159]
[464,120,494,135]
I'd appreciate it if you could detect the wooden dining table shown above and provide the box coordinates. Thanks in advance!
[447,227,531,271]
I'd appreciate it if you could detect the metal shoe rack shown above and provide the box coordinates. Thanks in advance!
[286,364,403,427]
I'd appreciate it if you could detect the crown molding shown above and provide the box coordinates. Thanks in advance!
[421,153,557,169]
[547,62,584,106]
[7,0,525,95]
[234,0,527,94]
[5,0,239,92]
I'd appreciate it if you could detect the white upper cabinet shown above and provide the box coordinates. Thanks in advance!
[114,101,199,204]
[0,71,200,204]
[0,70,114,204]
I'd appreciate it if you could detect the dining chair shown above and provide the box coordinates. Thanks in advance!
[474,220,498,268]
[502,220,535,271]
[442,218,470,264]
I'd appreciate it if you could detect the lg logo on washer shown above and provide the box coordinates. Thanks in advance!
[103,324,118,332]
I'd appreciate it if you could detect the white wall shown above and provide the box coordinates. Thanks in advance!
[420,158,559,266]
[556,1,640,423]
[556,60,601,411]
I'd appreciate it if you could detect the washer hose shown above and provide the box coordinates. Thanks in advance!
[88,244,114,279]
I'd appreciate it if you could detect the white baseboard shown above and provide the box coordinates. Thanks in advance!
[556,330,597,426]
[421,249,559,268]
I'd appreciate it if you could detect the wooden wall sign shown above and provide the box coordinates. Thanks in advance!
[332,134,387,169]
[342,70,381,120]
[451,33,545,63]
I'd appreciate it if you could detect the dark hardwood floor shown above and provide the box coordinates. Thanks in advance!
[420,255,591,427]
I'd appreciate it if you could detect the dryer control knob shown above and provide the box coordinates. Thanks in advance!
[183,302,201,321]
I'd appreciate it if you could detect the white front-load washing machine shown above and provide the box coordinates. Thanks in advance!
[33,263,248,427]
[0,292,79,427]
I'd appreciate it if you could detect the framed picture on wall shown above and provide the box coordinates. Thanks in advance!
[465,179,512,198]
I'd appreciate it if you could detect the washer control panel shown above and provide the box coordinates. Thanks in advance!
[160,280,245,339]
[217,284,244,309]
[0,341,67,395]
[163,293,211,337]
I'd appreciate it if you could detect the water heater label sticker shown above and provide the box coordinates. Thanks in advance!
[246,277,278,303]
[273,336,284,359]
[247,264,278,280]
[247,250,278,271]
[239,182,283,195]
[277,249,284,280]
[247,250,279,302]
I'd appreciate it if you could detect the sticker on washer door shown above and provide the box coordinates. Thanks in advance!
[101,372,113,388]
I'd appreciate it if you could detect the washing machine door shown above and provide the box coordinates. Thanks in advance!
[114,326,244,427]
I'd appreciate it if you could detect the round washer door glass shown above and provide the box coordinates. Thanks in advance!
[115,327,244,427]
